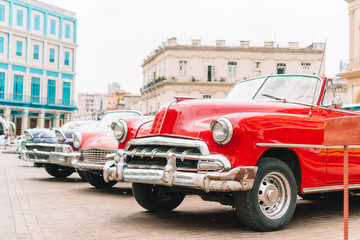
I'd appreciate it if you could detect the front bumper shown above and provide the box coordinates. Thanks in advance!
[72,160,105,171]
[104,149,258,193]
[49,151,80,168]
[49,151,105,171]
[21,148,51,164]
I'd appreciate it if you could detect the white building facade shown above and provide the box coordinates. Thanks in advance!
[339,0,360,103]
[74,93,106,120]
[141,38,325,115]
[0,0,77,134]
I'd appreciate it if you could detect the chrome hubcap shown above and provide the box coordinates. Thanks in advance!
[258,172,291,219]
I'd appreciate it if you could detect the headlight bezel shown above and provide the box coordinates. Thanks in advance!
[55,130,67,142]
[111,120,128,143]
[210,118,233,145]
[24,130,34,141]
[72,131,82,148]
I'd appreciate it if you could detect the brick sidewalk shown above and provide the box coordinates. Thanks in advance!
[1,153,360,239]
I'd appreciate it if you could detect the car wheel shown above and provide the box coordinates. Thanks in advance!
[83,171,117,188]
[77,170,87,181]
[234,157,297,231]
[132,183,185,212]
[44,164,74,178]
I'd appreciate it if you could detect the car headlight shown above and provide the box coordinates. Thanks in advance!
[111,120,128,143]
[210,118,233,145]
[72,132,82,148]
[55,130,66,142]
[24,131,34,141]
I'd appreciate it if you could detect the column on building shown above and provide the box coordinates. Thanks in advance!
[54,112,60,127]
[21,109,29,133]
[39,110,45,128]
[4,107,11,121]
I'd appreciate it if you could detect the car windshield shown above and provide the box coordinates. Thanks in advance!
[97,112,140,128]
[226,77,265,101]
[227,75,320,104]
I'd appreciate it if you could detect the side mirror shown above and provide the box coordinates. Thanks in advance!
[331,97,343,109]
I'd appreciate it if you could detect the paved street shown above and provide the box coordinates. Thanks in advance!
[2,153,360,240]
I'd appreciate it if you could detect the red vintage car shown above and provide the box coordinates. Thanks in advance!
[69,110,153,188]
[103,74,360,231]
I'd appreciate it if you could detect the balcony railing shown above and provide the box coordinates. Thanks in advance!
[0,93,76,107]
[349,57,360,72]
[339,57,360,73]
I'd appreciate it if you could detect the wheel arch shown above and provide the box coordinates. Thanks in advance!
[258,148,301,192]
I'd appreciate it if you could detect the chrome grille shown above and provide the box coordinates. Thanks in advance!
[125,145,201,172]
[20,141,26,151]
[26,145,55,152]
[81,148,117,163]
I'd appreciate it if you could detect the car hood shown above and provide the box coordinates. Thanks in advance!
[79,128,118,150]
[148,99,312,139]
[25,128,48,138]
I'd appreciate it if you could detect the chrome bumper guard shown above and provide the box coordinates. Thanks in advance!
[49,151,104,170]
[104,149,258,193]
[48,152,80,168]
[21,149,51,164]
[72,161,105,171]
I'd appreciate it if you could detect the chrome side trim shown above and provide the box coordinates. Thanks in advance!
[158,101,176,134]
[125,136,211,155]
[25,143,57,147]
[319,106,360,115]
[256,143,360,149]
[303,184,360,194]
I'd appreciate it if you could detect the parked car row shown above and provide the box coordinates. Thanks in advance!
[19,74,360,232]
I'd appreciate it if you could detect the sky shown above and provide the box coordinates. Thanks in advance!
[41,0,349,95]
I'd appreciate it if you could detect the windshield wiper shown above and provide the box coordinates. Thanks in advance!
[261,93,287,103]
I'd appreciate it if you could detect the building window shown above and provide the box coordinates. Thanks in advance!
[13,74,23,101]
[0,37,3,53]
[47,79,56,104]
[62,82,71,105]
[0,72,4,99]
[179,60,187,76]
[34,15,40,31]
[16,41,22,56]
[207,65,215,82]
[64,51,69,66]
[203,95,211,99]
[50,19,56,35]
[255,62,261,69]
[49,48,55,63]
[0,5,4,22]
[31,77,40,103]
[301,62,311,66]
[228,61,237,78]
[277,63,286,74]
[65,24,70,38]
[33,45,39,60]
[16,10,23,26]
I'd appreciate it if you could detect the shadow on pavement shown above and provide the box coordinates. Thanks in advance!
[78,186,133,196]
[113,194,360,233]
[30,177,85,183]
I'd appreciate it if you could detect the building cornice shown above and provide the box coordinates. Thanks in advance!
[4,61,76,75]
[338,70,360,79]
[0,25,78,48]
[142,45,324,67]
[141,80,234,94]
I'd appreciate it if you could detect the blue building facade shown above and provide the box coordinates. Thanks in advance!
[0,0,77,134]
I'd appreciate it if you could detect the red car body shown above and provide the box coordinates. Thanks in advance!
[71,111,153,188]
[104,74,360,231]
